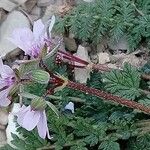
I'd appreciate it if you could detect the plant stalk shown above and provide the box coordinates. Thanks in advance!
[41,60,150,115]
[67,81,150,115]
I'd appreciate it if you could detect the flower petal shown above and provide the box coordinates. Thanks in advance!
[37,111,51,139]
[8,28,34,55]
[0,78,8,89]
[16,105,30,126]
[0,88,11,107]
[33,19,45,41]
[0,58,15,78]
[22,107,41,131]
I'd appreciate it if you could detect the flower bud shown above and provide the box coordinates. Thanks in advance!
[31,98,47,111]
[30,70,50,84]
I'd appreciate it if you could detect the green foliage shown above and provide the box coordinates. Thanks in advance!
[99,141,120,150]
[1,126,48,150]
[127,134,150,150]
[103,63,141,100]
[56,0,150,51]
[2,57,150,150]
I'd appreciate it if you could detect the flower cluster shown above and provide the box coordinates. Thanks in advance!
[3,17,56,139]
[0,16,75,140]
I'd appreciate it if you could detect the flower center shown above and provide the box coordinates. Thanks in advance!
[5,77,15,86]
[30,44,41,58]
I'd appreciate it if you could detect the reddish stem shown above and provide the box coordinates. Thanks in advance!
[67,81,150,114]
[92,64,112,72]
[58,51,112,72]
[58,50,89,65]
[40,59,150,114]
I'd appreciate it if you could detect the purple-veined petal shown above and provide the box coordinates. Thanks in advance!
[8,28,34,55]
[0,78,8,89]
[2,65,15,78]
[22,107,41,131]
[37,111,51,139]
[0,59,15,78]
[16,105,30,126]
[0,87,11,107]
[15,105,27,117]
[33,19,45,41]
[0,97,11,107]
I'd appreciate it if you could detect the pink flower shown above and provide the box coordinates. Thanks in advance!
[8,16,55,58]
[16,105,51,139]
[0,58,16,106]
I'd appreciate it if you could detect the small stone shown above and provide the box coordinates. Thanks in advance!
[108,37,129,52]
[98,53,110,64]
[30,5,41,21]
[83,0,94,2]
[5,48,24,63]
[42,5,58,22]
[5,48,22,59]
[0,8,7,23]
[0,10,30,57]
[122,55,147,68]
[97,38,108,52]
[69,33,75,38]
[74,45,91,83]
[0,130,7,147]
[0,0,17,12]
[64,37,77,52]
[37,0,52,7]
[0,125,5,130]
[90,54,98,64]
[22,0,37,13]
[107,63,119,69]
[13,0,28,4]
[0,109,8,126]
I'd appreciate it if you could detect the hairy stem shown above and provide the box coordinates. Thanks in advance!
[41,60,150,114]
[67,81,150,115]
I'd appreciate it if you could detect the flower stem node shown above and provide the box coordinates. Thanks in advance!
[31,98,47,111]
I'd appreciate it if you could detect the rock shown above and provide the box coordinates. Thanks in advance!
[108,37,129,52]
[83,0,94,2]
[90,54,98,64]
[0,109,8,126]
[30,5,41,21]
[42,0,72,22]
[69,33,75,38]
[122,55,147,68]
[0,130,7,147]
[42,5,58,22]
[98,53,110,64]
[13,0,28,4]
[107,63,119,69]
[74,45,91,83]
[97,38,108,52]
[0,10,30,57]
[22,0,37,13]
[5,48,24,64]
[0,0,17,12]
[5,48,22,59]
[64,37,77,52]
[0,8,7,24]
[37,0,52,7]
